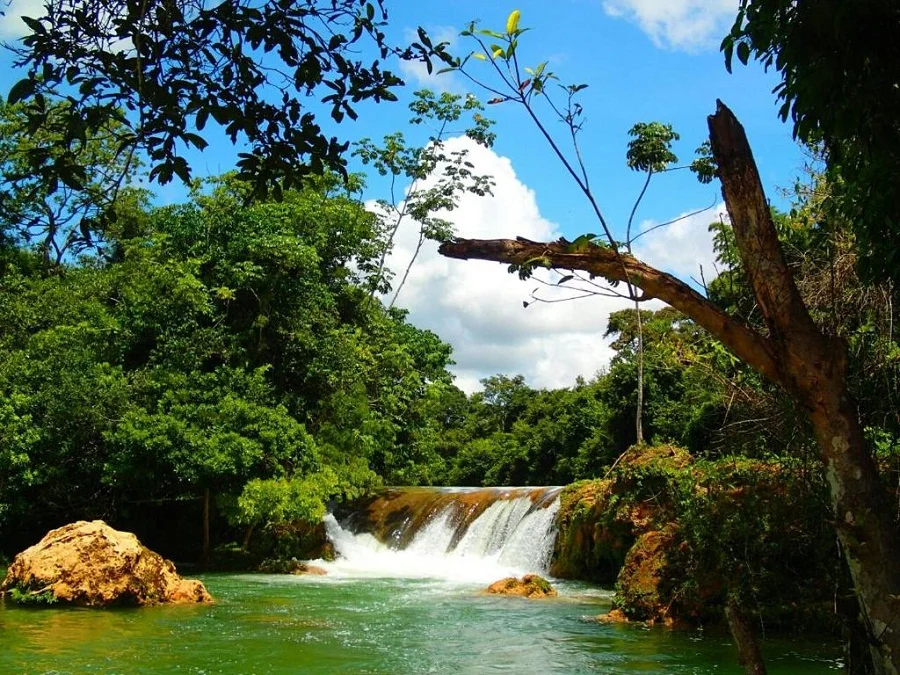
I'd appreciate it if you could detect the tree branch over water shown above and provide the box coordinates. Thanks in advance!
[438,235,782,386]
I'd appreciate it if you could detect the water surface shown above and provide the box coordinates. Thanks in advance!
[0,492,841,674]
[0,573,841,674]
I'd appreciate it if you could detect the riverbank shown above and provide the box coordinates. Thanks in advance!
[551,446,839,634]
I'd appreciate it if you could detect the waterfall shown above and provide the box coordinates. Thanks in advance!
[317,487,562,583]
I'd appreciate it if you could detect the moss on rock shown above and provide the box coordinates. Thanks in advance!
[551,445,690,582]
[552,446,837,630]
[486,574,557,599]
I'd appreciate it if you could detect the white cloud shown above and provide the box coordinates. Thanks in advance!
[632,202,727,284]
[602,0,737,52]
[398,26,463,93]
[0,0,45,38]
[381,137,642,393]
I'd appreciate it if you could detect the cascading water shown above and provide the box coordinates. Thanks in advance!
[316,487,562,583]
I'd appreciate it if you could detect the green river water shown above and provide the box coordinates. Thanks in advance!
[0,572,841,674]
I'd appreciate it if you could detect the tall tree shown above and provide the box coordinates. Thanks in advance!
[623,122,682,445]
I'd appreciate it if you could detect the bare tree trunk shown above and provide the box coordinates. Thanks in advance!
[708,101,900,675]
[242,523,256,552]
[725,598,768,675]
[839,563,879,675]
[202,487,211,568]
[438,100,900,674]
[634,298,644,444]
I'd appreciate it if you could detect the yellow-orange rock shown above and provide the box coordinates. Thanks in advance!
[595,608,629,624]
[296,564,328,576]
[0,520,213,607]
[486,574,557,599]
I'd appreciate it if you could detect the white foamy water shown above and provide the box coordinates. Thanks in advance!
[314,490,561,584]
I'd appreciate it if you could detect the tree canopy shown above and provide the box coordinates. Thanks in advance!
[2,0,448,237]
[724,0,900,285]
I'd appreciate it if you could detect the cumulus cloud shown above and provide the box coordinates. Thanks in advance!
[381,137,642,393]
[602,0,737,52]
[0,0,45,38]
[632,202,727,284]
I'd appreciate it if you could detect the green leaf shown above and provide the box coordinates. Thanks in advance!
[8,78,35,105]
[195,109,209,131]
[568,233,598,252]
[184,132,209,150]
[721,37,734,73]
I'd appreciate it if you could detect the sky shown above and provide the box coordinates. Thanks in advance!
[0,0,806,393]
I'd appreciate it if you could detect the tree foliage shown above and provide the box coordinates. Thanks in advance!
[353,89,495,305]
[0,98,143,265]
[4,0,448,238]
[724,0,900,284]
[0,176,455,551]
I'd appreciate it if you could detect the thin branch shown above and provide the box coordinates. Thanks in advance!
[626,170,653,250]
[629,197,718,246]
[529,289,607,304]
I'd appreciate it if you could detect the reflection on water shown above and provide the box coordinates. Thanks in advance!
[0,574,840,675]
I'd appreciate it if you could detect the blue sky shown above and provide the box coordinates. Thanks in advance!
[0,1,806,392]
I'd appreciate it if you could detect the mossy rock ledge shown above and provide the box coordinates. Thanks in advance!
[0,520,213,607]
[551,445,691,584]
[551,445,836,630]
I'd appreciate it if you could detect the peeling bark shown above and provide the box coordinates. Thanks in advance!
[437,101,900,674]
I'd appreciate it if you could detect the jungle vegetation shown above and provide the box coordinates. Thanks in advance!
[1,0,899,672]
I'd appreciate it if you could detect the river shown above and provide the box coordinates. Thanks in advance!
[0,487,841,673]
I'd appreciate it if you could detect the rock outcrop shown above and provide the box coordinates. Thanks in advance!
[552,446,835,630]
[486,574,557,599]
[258,557,328,575]
[551,445,690,583]
[612,527,686,627]
[0,520,213,606]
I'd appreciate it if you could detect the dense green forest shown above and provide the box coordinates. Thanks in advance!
[2,137,897,563]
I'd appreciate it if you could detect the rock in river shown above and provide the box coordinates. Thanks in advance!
[486,574,558,599]
[0,520,213,606]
